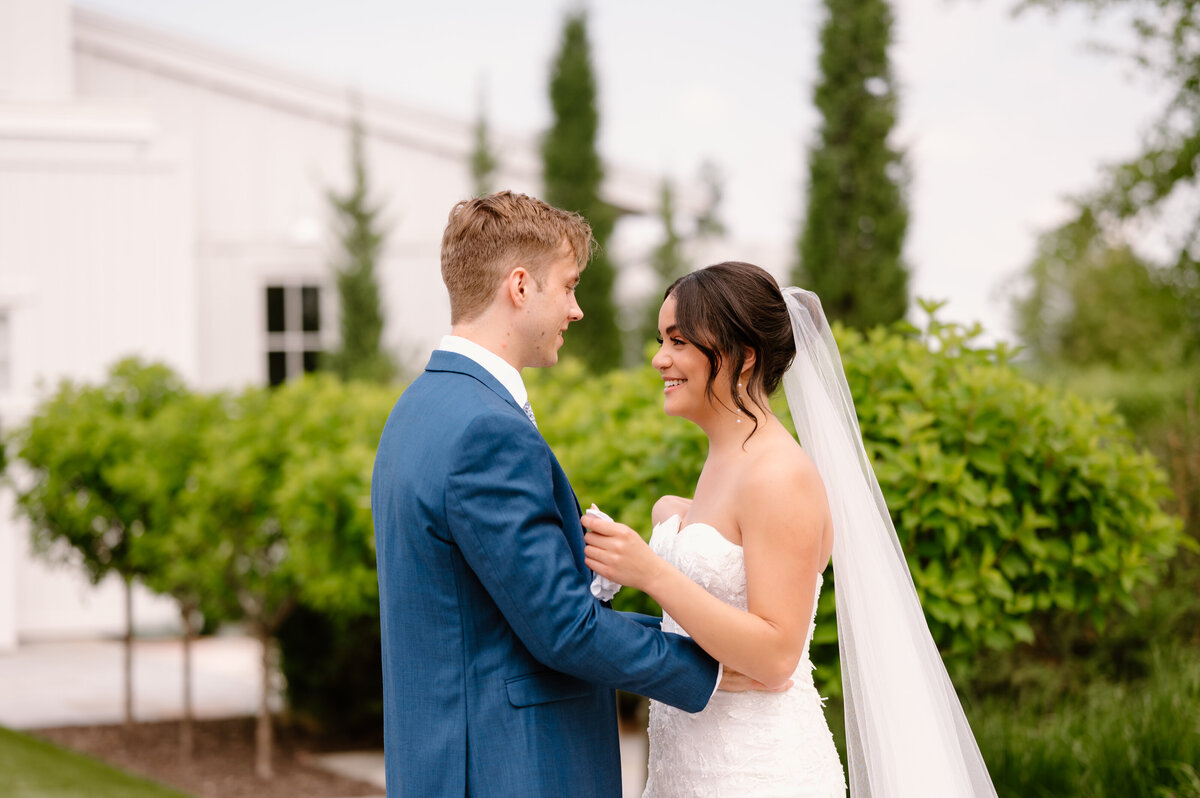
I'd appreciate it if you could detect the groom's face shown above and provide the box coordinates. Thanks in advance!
[520,240,584,368]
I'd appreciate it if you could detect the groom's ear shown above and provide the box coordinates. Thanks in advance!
[506,266,532,307]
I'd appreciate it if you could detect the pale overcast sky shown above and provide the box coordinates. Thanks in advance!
[77,0,1168,342]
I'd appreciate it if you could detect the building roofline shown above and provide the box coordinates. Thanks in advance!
[73,8,477,160]
[71,7,669,216]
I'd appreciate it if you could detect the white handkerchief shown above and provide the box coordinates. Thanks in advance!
[585,505,622,602]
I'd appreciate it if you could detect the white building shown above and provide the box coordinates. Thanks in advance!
[0,0,669,650]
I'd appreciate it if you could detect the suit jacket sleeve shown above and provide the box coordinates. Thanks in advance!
[445,412,718,712]
[619,611,663,629]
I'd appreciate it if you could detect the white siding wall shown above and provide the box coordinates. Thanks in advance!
[0,115,195,643]
[13,510,181,640]
[0,0,73,101]
[0,489,16,649]
[0,142,196,388]
[74,39,545,384]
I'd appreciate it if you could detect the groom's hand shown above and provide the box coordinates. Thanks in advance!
[718,667,793,693]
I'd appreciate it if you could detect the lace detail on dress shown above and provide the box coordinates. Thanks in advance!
[643,515,846,798]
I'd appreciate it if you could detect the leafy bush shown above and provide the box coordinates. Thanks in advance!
[236,376,394,736]
[162,375,396,623]
[15,358,189,584]
[276,603,383,740]
[843,309,1184,670]
[258,375,395,619]
[529,307,1186,693]
[14,359,193,727]
[1009,365,1200,678]
[1035,365,1200,551]
[15,366,397,745]
[818,639,1200,797]
[969,641,1200,798]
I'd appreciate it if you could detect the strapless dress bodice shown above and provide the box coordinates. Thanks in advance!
[642,514,846,798]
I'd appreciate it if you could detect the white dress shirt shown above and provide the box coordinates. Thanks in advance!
[438,335,529,409]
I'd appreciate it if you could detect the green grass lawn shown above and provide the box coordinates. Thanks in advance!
[0,726,191,798]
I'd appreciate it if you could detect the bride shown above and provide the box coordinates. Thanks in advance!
[581,262,997,798]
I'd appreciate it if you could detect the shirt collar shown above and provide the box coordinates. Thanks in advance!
[438,335,529,408]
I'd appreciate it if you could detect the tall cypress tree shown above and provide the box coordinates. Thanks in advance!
[640,179,688,347]
[542,10,621,371]
[326,114,398,383]
[695,159,728,241]
[793,0,910,329]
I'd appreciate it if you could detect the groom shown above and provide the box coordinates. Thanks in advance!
[372,191,722,798]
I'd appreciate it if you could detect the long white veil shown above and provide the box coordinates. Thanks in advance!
[780,288,998,798]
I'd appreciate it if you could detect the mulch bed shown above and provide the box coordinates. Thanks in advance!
[35,717,383,798]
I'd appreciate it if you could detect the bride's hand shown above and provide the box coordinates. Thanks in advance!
[582,513,664,592]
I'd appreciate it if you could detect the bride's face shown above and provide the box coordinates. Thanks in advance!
[652,296,722,421]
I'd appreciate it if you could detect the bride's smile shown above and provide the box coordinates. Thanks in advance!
[653,295,725,422]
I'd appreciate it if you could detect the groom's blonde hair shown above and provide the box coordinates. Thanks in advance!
[441,190,594,324]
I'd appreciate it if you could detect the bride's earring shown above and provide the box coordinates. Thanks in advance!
[736,383,743,423]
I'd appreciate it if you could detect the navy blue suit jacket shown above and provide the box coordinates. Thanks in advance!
[372,350,718,797]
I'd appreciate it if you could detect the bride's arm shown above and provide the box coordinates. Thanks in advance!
[584,457,828,689]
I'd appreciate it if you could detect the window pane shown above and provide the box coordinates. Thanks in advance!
[266,287,286,333]
[301,286,320,332]
[268,351,288,386]
[302,350,320,374]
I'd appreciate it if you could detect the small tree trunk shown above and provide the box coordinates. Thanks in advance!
[255,626,274,779]
[123,576,134,726]
[180,604,196,760]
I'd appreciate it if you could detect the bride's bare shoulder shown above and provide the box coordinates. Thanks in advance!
[741,432,826,510]
[652,494,692,527]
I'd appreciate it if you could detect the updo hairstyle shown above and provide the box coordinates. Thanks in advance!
[665,261,796,434]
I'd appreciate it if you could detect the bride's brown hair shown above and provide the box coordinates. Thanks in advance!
[665,262,796,436]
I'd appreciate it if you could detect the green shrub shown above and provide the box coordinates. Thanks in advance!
[264,375,396,618]
[17,366,398,739]
[843,309,1185,671]
[970,642,1200,798]
[1037,366,1200,540]
[15,358,190,585]
[168,375,392,633]
[277,603,383,741]
[197,376,396,738]
[530,307,1186,693]
[998,364,1200,684]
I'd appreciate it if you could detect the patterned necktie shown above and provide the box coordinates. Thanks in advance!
[522,400,538,429]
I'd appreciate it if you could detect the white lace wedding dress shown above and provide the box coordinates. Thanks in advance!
[643,515,846,798]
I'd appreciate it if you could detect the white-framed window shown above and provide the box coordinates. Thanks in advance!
[265,285,322,386]
[0,309,10,393]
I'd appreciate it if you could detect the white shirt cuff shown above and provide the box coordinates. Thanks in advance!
[711,663,723,699]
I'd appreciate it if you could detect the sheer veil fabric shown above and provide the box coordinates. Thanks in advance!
[780,288,998,798]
